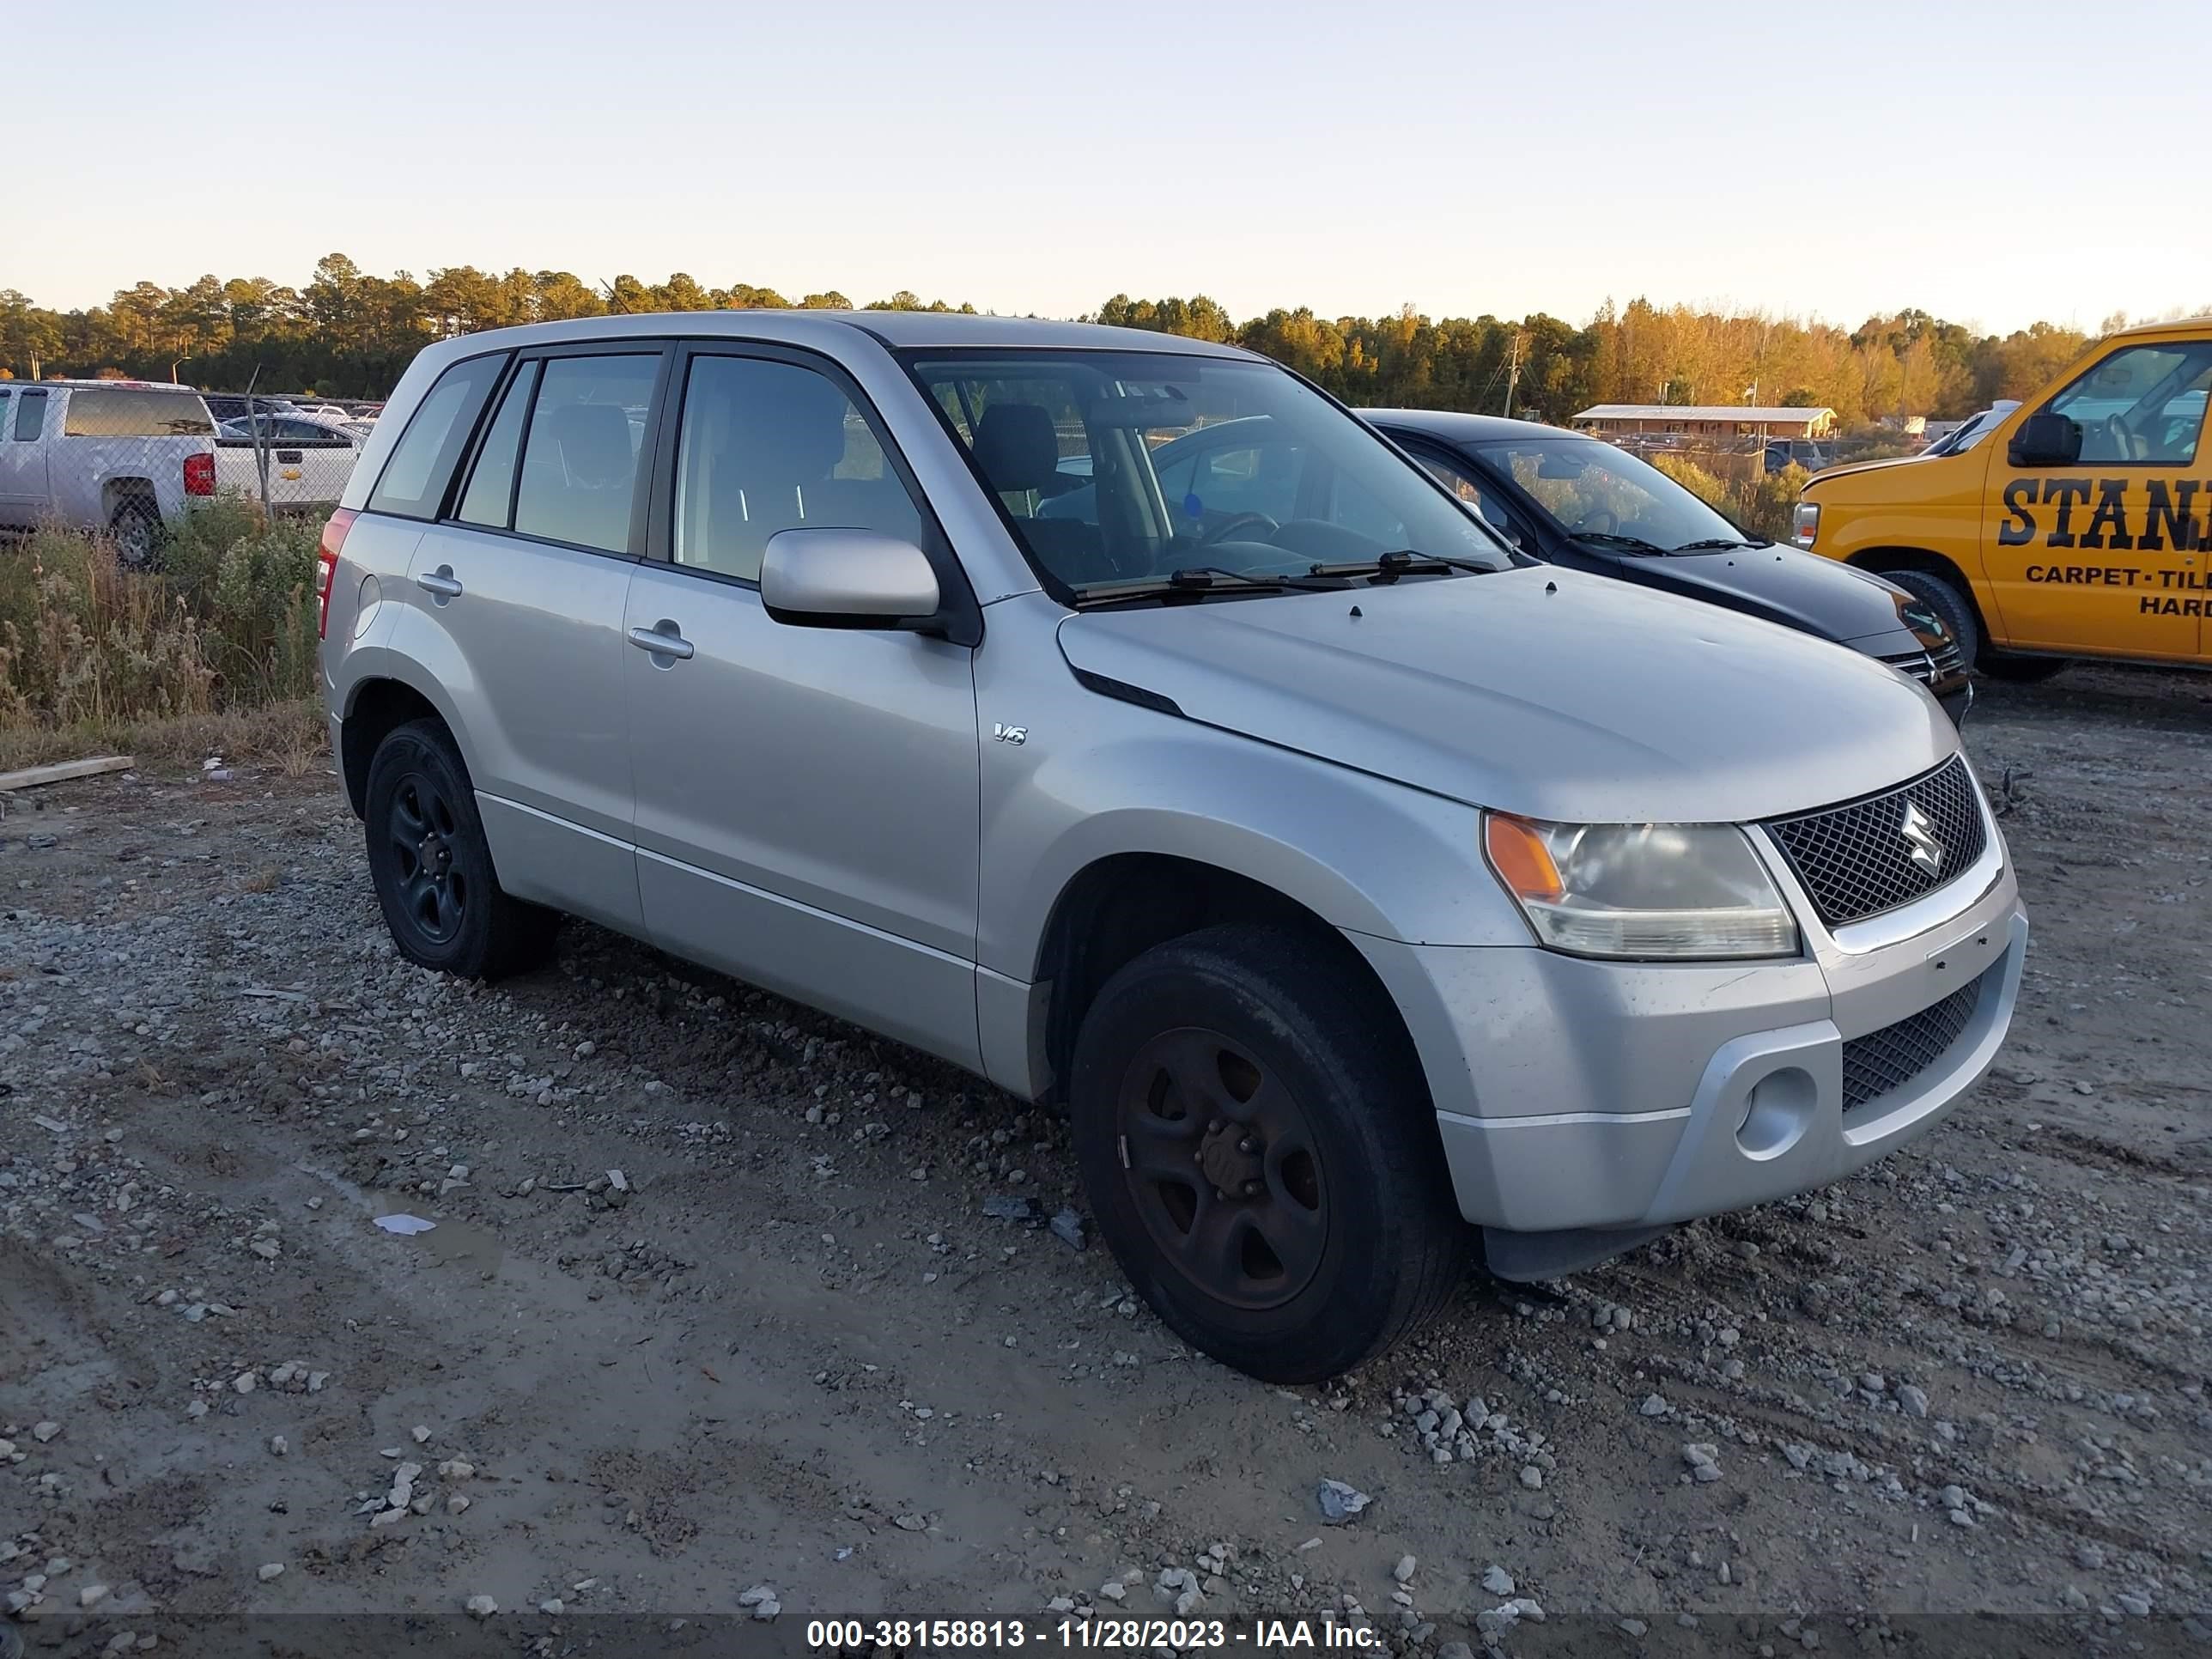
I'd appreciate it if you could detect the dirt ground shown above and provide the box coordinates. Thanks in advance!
[3,665,2208,1657]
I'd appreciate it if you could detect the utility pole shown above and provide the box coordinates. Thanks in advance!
[1503,331,1522,420]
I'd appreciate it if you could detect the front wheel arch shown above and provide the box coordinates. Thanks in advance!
[1846,548,1989,666]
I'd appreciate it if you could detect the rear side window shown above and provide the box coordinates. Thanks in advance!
[455,361,539,528]
[514,355,659,554]
[367,353,507,520]
[63,387,214,438]
[14,389,47,441]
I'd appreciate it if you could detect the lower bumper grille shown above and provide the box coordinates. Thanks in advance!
[1840,966,1991,1115]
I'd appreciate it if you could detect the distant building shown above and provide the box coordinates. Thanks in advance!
[1571,404,1838,441]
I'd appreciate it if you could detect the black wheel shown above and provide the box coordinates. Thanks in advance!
[109,496,162,568]
[363,720,556,980]
[1069,923,1465,1382]
[1977,652,2069,684]
[1880,568,1980,671]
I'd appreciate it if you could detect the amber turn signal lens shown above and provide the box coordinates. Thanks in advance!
[1484,813,1565,902]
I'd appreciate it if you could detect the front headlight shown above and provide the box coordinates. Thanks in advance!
[1790,501,1820,549]
[1483,814,1801,961]
[1893,591,1949,647]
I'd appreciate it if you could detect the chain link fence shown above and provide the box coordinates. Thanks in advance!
[0,379,373,563]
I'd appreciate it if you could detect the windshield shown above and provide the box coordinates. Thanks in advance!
[900,349,1510,599]
[1474,437,1756,551]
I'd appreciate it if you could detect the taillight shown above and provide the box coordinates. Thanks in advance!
[317,507,357,640]
[183,452,216,496]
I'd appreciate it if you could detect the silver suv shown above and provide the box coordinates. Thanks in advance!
[318,313,2027,1382]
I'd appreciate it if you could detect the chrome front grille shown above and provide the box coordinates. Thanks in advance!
[1840,965,1990,1115]
[1765,754,1990,926]
[1879,639,1966,684]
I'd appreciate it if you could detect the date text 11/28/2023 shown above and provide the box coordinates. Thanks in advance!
[805,1618,1385,1651]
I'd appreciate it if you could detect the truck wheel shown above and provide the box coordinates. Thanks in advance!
[1881,568,1980,671]
[109,498,162,568]
[363,719,557,981]
[1068,923,1465,1382]
[1977,653,2069,684]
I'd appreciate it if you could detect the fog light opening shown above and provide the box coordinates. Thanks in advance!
[1736,1066,1815,1159]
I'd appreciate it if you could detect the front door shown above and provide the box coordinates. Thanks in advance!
[392,345,665,935]
[1981,337,2212,660]
[623,345,982,1069]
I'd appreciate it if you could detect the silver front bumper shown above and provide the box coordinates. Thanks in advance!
[1354,799,2027,1242]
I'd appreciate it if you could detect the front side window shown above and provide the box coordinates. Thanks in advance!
[1413,450,1513,531]
[14,389,46,441]
[902,349,1507,597]
[368,353,507,519]
[1480,439,1753,552]
[513,354,659,554]
[2045,341,2212,465]
[672,355,923,581]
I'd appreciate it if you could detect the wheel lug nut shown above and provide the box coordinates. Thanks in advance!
[1212,1188,1227,1201]
[1237,1137,1257,1154]
[1209,1118,1225,1133]
[1243,1179,1262,1197]
[1193,1152,1205,1164]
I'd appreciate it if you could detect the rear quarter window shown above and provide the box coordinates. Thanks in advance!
[63,388,216,438]
[366,352,509,520]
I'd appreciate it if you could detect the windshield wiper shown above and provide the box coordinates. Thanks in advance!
[1070,565,1347,607]
[1671,537,1770,552]
[1570,531,1669,556]
[1307,549,1496,581]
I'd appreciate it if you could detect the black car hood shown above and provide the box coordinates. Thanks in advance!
[1630,545,1908,644]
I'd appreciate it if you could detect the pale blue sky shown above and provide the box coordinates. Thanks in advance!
[14,0,2207,333]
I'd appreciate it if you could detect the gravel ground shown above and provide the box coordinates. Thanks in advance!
[2,665,2208,1656]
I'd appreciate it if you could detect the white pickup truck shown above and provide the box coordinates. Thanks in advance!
[0,380,361,561]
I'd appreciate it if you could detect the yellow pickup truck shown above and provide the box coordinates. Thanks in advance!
[1791,317,2210,680]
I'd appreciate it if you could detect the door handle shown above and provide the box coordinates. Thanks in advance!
[628,623,695,660]
[415,567,463,601]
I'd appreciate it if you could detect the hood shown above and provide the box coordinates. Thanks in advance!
[1633,545,1907,644]
[1807,454,1930,485]
[1056,568,1953,825]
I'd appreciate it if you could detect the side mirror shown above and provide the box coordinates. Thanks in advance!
[761,528,941,631]
[2008,411,2081,468]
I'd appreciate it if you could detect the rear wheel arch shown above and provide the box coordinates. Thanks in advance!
[340,678,446,817]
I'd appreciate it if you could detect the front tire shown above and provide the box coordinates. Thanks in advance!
[363,720,557,980]
[1069,924,1465,1382]
[1880,568,1980,672]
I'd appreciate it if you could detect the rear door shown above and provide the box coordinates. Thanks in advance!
[622,343,983,1068]
[388,343,665,935]
[0,387,52,526]
[1980,337,2212,660]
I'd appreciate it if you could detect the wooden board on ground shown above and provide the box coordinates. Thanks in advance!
[0,755,136,792]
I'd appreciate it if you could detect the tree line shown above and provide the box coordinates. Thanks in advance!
[0,252,2120,425]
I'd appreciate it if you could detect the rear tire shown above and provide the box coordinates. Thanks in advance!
[1068,923,1466,1382]
[363,719,557,981]
[1977,652,2069,684]
[109,496,162,568]
[1881,568,1980,671]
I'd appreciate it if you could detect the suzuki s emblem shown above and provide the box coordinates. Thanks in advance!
[1899,801,1945,876]
[992,723,1028,745]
